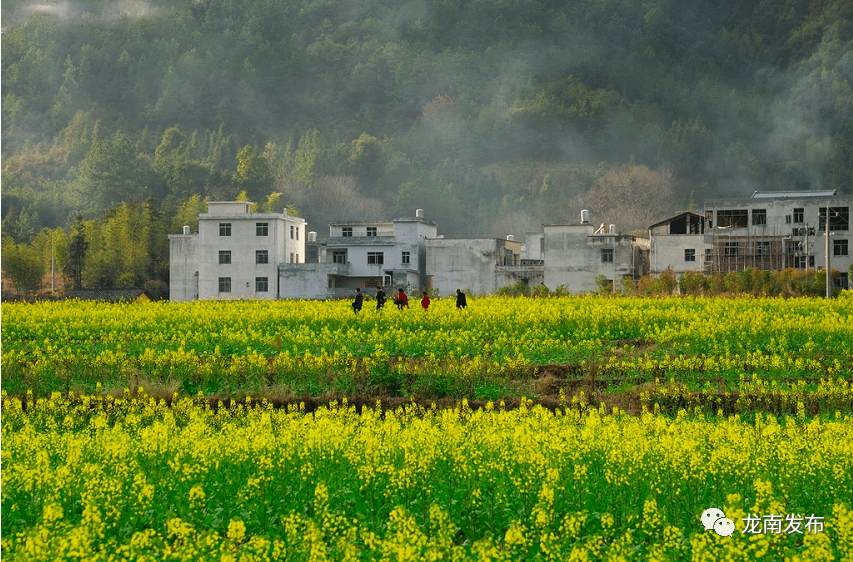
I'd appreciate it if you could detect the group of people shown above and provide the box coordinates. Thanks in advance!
[351,287,467,313]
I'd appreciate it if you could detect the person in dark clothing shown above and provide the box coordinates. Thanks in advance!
[456,289,467,309]
[395,288,409,310]
[352,288,363,313]
[421,291,430,310]
[375,287,386,310]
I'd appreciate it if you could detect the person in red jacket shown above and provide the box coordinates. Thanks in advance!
[421,291,430,310]
[395,288,409,310]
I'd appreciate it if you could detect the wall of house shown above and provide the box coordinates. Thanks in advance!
[650,234,708,274]
[426,238,499,296]
[543,225,637,293]
[279,263,339,300]
[168,234,198,302]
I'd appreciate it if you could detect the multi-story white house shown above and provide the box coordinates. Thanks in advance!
[279,210,437,299]
[169,201,306,301]
[703,191,851,287]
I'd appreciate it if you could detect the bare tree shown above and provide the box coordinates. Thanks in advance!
[577,159,676,233]
[295,175,386,232]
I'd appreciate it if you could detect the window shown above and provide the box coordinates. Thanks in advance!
[290,253,294,263]
[540,237,545,254]
[684,249,696,262]
[255,277,268,292]
[724,241,739,257]
[308,247,318,261]
[819,207,850,231]
[218,277,231,293]
[838,273,849,291]
[402,251,410,264]
[705,248,713,262]
[752,209,767,226]
[834,239,849,256]
[341,227,353,237]
[219,250,231,264]
[290,225,294,239]
[717,210,748,228]
[601,248,613,263]
[367,252,384,265]
[367,226,377,237]
[256,250,268,264]
[786,215,792,224]
[793,227,815,237]
[256,222,269,236]
[332,250,347,264]
[219,223,231,236]
[296,227,299,240]
[756,241,771,258]
[793,208,804,223]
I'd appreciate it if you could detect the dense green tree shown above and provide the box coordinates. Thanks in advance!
[235,145,273,201]
[75,133,156,214]
[2,240,46,295]
[67,215,88,289]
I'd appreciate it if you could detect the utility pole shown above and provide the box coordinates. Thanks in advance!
[51,231,55,294]
[826,206,831,299]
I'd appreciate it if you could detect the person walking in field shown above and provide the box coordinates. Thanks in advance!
[395,288,409,310]
[352,288,363,313]
[375,287,387,311]
[421,291,430,310]
[456,289,467,309]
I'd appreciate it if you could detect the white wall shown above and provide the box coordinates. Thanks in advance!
[543,224,637,293]
[168,234,198,302]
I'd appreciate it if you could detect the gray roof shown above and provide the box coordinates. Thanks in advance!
[751,190,837,198]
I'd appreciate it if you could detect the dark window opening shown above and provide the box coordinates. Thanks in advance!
[717,210,748,228]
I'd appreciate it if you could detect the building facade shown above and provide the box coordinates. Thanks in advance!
[278,211,437,299]
[543,216,647,293]
[703,191,851,287]
[169,201,306,301]
[425,237,544,296]
[648,211,710,274]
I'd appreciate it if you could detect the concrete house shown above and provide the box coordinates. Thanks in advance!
[703,191,851,287]
[169,201,306,301]
[543,211,647,293]
[648,211,710,274]
[279,210,437,299]
[425,236,544,296]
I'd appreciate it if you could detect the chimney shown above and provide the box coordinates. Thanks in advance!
[183,225,191,235]
[507,235,515,241]
[609,224,616,235]
[581,209,590,224]
[416,209,424,218]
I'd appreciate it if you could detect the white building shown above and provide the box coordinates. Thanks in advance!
[168,201,306,301]
[648,211,710,274]
[279,210,437,299]
[703,191,851,287]
[425,236,544,296]
[543,213,647,293]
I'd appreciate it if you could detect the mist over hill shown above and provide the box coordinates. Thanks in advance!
[2,0,851,248]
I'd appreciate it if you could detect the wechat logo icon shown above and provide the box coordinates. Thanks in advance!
[702,508,735,537]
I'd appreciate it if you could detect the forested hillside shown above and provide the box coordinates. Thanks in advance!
[2,0,851,292]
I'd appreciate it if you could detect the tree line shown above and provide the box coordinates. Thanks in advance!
[2,0,851,294]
